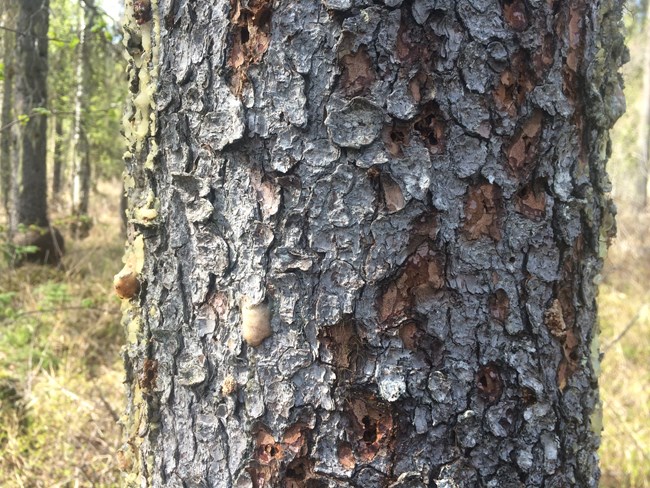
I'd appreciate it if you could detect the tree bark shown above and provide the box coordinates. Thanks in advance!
[119,1,625,487]
[1,0,16,226]
[70,0,94,238]
[15,0,49,228]
[634,0,650,210]
[52,115,64,197]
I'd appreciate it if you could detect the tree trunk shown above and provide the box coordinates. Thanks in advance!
[15,0,49,228]
[52,116,64,197]
[14,0,64,265]
[635,0,650,210]
[119,1,625,487]
[1,0,16,226]
[70,0,94,238]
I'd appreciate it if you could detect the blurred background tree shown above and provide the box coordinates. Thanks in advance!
[0,0,126,485]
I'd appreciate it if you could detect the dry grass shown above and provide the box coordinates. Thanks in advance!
[0,180,125,487]
[599,201,650,487]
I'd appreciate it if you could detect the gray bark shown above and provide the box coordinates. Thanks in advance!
[15,0,49,228]
[120,1,625,487]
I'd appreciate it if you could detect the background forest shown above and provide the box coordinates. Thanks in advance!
[0,0,648,486]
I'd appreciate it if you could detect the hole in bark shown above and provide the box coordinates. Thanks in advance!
[501,0,528,31]
[254,427,284,466]
[382,122,411,158]
[379,173,406,214]
[254,6,272,30]
[362,415,378,443]
[520,387,537,405]
[227,1,274,95]
[285,458,308,480]
[164,13,174,30]
[476,364,502,403]
[345,394,394,462]
[133,0,152,25]
[415,114,438,145]
[241,26,250,43]
[413,103,446,154]
[138,358,158,390]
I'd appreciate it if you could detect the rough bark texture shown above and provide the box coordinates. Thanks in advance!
[120,1,625,487]
[15,0,49,228]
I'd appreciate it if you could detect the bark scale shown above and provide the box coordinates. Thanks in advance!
[120,1,625,487]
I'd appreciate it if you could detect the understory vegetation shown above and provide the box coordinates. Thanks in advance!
[0,181,124,486]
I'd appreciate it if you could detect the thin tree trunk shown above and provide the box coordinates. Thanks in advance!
[635,0,650,210]
[119,1,626,486]
[52,116,64,197]
[15,0,49,228]
[70,0,94,238]
[70,2,86,216]
[0,0,16,226]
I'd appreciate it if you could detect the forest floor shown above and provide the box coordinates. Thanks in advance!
[0,180,648,487]
[0,180,124,487]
